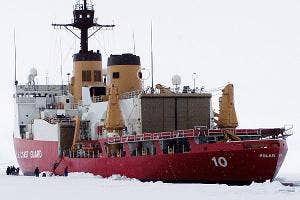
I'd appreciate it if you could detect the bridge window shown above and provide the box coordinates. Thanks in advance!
[112,72,119,79]
[138,71,142,79]
[82,70,91,82]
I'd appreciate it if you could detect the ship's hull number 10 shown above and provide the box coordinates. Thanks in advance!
[212,156,228,167]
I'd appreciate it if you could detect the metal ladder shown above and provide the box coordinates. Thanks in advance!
[50,156,63,176]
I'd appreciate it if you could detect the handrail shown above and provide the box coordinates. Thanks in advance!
[44,117,74,125]
[120,90,143,99]
[106,128,282,144]
[107,130,197,144]
[92,96,102,103]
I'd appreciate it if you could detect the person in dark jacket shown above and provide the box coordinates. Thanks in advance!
[11,166,16,175]
[34,167,40,177]
[11,166,16,173]
[6,166,11,175]
[64,167,68,176]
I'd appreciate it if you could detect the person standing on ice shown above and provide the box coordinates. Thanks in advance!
[11,166,16,175]
[64,167,68,177]
[6,166,11,175]
[34,167,40,177]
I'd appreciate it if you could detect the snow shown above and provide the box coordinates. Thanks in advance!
[0,171,299,200]
[0,0,299,199]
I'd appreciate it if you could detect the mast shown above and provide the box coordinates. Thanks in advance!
[52,0,115,53]
[14,29,18,86]
[52,0,114,102]
[60,38,63,95]
[132,31,136,54]
[150,22,154,93]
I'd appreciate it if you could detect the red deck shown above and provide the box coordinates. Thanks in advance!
[14,132,288,184]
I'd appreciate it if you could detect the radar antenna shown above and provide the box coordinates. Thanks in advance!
[14,29,18,86]
[150,22,154,93]
[52,0,115,53]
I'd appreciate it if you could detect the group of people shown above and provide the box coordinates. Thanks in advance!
[34,166,68,177]
[6,166,20,176]
[6,166,69,177]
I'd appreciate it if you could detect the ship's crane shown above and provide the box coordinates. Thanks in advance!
[214,84,240,141]
[215,84,238,129]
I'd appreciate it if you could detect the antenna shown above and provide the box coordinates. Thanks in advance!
[60,38,63,95]
[45,72,49,85]
[14,29,18,86]
[132,31,136,54]
[150,21,154,93]
[52,0,115,53]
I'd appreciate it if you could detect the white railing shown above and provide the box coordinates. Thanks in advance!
[121,90,143,99]
[107,130,196,144]
[106,128,281,144]
[92,96,102,103]
[16,97,36,104]
[45,117,74,125]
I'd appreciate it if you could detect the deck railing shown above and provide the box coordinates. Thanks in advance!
[106,128,279,144]
[120,90,143,99]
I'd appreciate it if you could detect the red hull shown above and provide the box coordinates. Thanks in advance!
[14,137,287,184]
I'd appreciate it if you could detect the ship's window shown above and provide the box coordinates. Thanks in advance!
[66,99,70,103]
[112,72,119,79]
[90,87,106,96]
[94,70,101,82]
[138,71,142,79]
[82,70,91,82]
[19,125,26,139]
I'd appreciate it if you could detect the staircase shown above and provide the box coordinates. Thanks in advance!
[50,156,63,176]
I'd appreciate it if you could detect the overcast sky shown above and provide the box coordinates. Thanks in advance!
[0,0,299,173]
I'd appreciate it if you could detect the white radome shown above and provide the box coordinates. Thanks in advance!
[29,67,38,77]
[27,67,38,83]
[172,74,181,86]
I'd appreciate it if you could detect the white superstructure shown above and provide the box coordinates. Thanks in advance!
[14,84,142,141]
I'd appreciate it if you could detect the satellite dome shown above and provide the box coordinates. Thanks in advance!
[29,68,38,77]
[172,74,181,85]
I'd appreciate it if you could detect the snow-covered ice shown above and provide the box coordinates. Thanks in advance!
[0,168,299,200]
